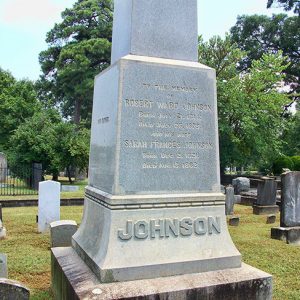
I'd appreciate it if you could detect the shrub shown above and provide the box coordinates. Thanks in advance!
[291,156,300,171]
[272,156,294,175]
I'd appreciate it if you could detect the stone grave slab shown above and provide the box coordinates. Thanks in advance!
[0,253,7,278]
[0,278,29,299]
[272,172,300,245]
[50,220,77,247]
[38,180,60,233]
[253,177,279,215]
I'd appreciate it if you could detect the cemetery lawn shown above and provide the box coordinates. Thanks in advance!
[0,205,299,300]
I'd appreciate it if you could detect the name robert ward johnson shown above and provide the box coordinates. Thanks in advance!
[118,216,221,240]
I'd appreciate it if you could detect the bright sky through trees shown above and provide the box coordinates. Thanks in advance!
[0,0,292,80]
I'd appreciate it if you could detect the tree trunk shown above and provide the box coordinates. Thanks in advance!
[52,172,58,181]
[66,166,73,184]
[74,98,82,126]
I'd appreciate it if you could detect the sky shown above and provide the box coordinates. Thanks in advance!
[0,0,291,81]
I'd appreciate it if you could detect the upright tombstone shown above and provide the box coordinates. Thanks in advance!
[253,177,279,215]
[52,1,272,298]
[0,153,7,183]
[225,186,235,215]
[38,180,60,233]
[271,171,300,244]
[0,253,7,278]
[232,177,250,195]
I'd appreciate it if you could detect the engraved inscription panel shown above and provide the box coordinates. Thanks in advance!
[117,216,221,241]
[117,62,219,194]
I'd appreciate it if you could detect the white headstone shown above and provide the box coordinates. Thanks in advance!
[38,180,60,233]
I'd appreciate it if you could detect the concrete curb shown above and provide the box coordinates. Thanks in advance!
[0,198,84,208]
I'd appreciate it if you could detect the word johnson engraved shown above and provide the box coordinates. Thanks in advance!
[118,216,221,240]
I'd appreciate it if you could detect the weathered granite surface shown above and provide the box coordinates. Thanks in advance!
[228,216,240,227]
[73,188,241,282]
[52,247,272,300]
[50,220,77,248]
[256,177,277,206]
[0,253,7,278]
[280,171,300,227]
[271,227,300,245]
[266,215,276,224]
[0,278,30,300]
[225,186,235,215]
[232,177,250,195]
[253,205,279,215]
[111,0,198,63]
[89,56,220,195]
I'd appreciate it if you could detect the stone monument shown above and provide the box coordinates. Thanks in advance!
[271,171,300,245]
[52,1,272,298]
[253,177,279,215]
[38,180,60,233]
[225,186,235,215]
[0,153,7,183]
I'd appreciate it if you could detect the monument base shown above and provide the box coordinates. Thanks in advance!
[253,205,279,215]
[271,227,300,245]
[51,247,272,300]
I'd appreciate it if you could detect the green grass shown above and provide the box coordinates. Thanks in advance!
[0,206,83,299]
[0,205,299,299]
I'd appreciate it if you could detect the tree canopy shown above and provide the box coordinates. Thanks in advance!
[267,0,300,14]
[230,14,300,93]
[199,36,291,172]
[39,0,113,126]
[8,109,90,181]
[0,68,39,151]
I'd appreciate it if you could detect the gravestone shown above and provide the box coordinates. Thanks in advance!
[61,185,79,192]
[232,177,250,195]
[0,220,6,240]
[32,163,43,190]
[52,1,272,299]
[271,171,300,245]
[0,279,30,299]
[0,253,7,278]
[38,180,60,233]
[225,186,235,215]
[253,177,279,215]
[50,220,77,247]
[0,153,7,183]
[0,204,2,222]
[229,216,240,227]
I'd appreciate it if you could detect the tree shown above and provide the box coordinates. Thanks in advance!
[39,0,113,126]
[267,0,300,14]
[8,109,90,181]
[199,36,291,172]
[230,14,300,93]
[0,68,39,150]
[281,111,300,156]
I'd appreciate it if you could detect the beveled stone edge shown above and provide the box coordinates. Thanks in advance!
[95,54,214,81]
[51,247,272,300]
[85,186,225,210]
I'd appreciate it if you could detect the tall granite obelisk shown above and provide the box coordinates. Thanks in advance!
[52,1,272,298]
